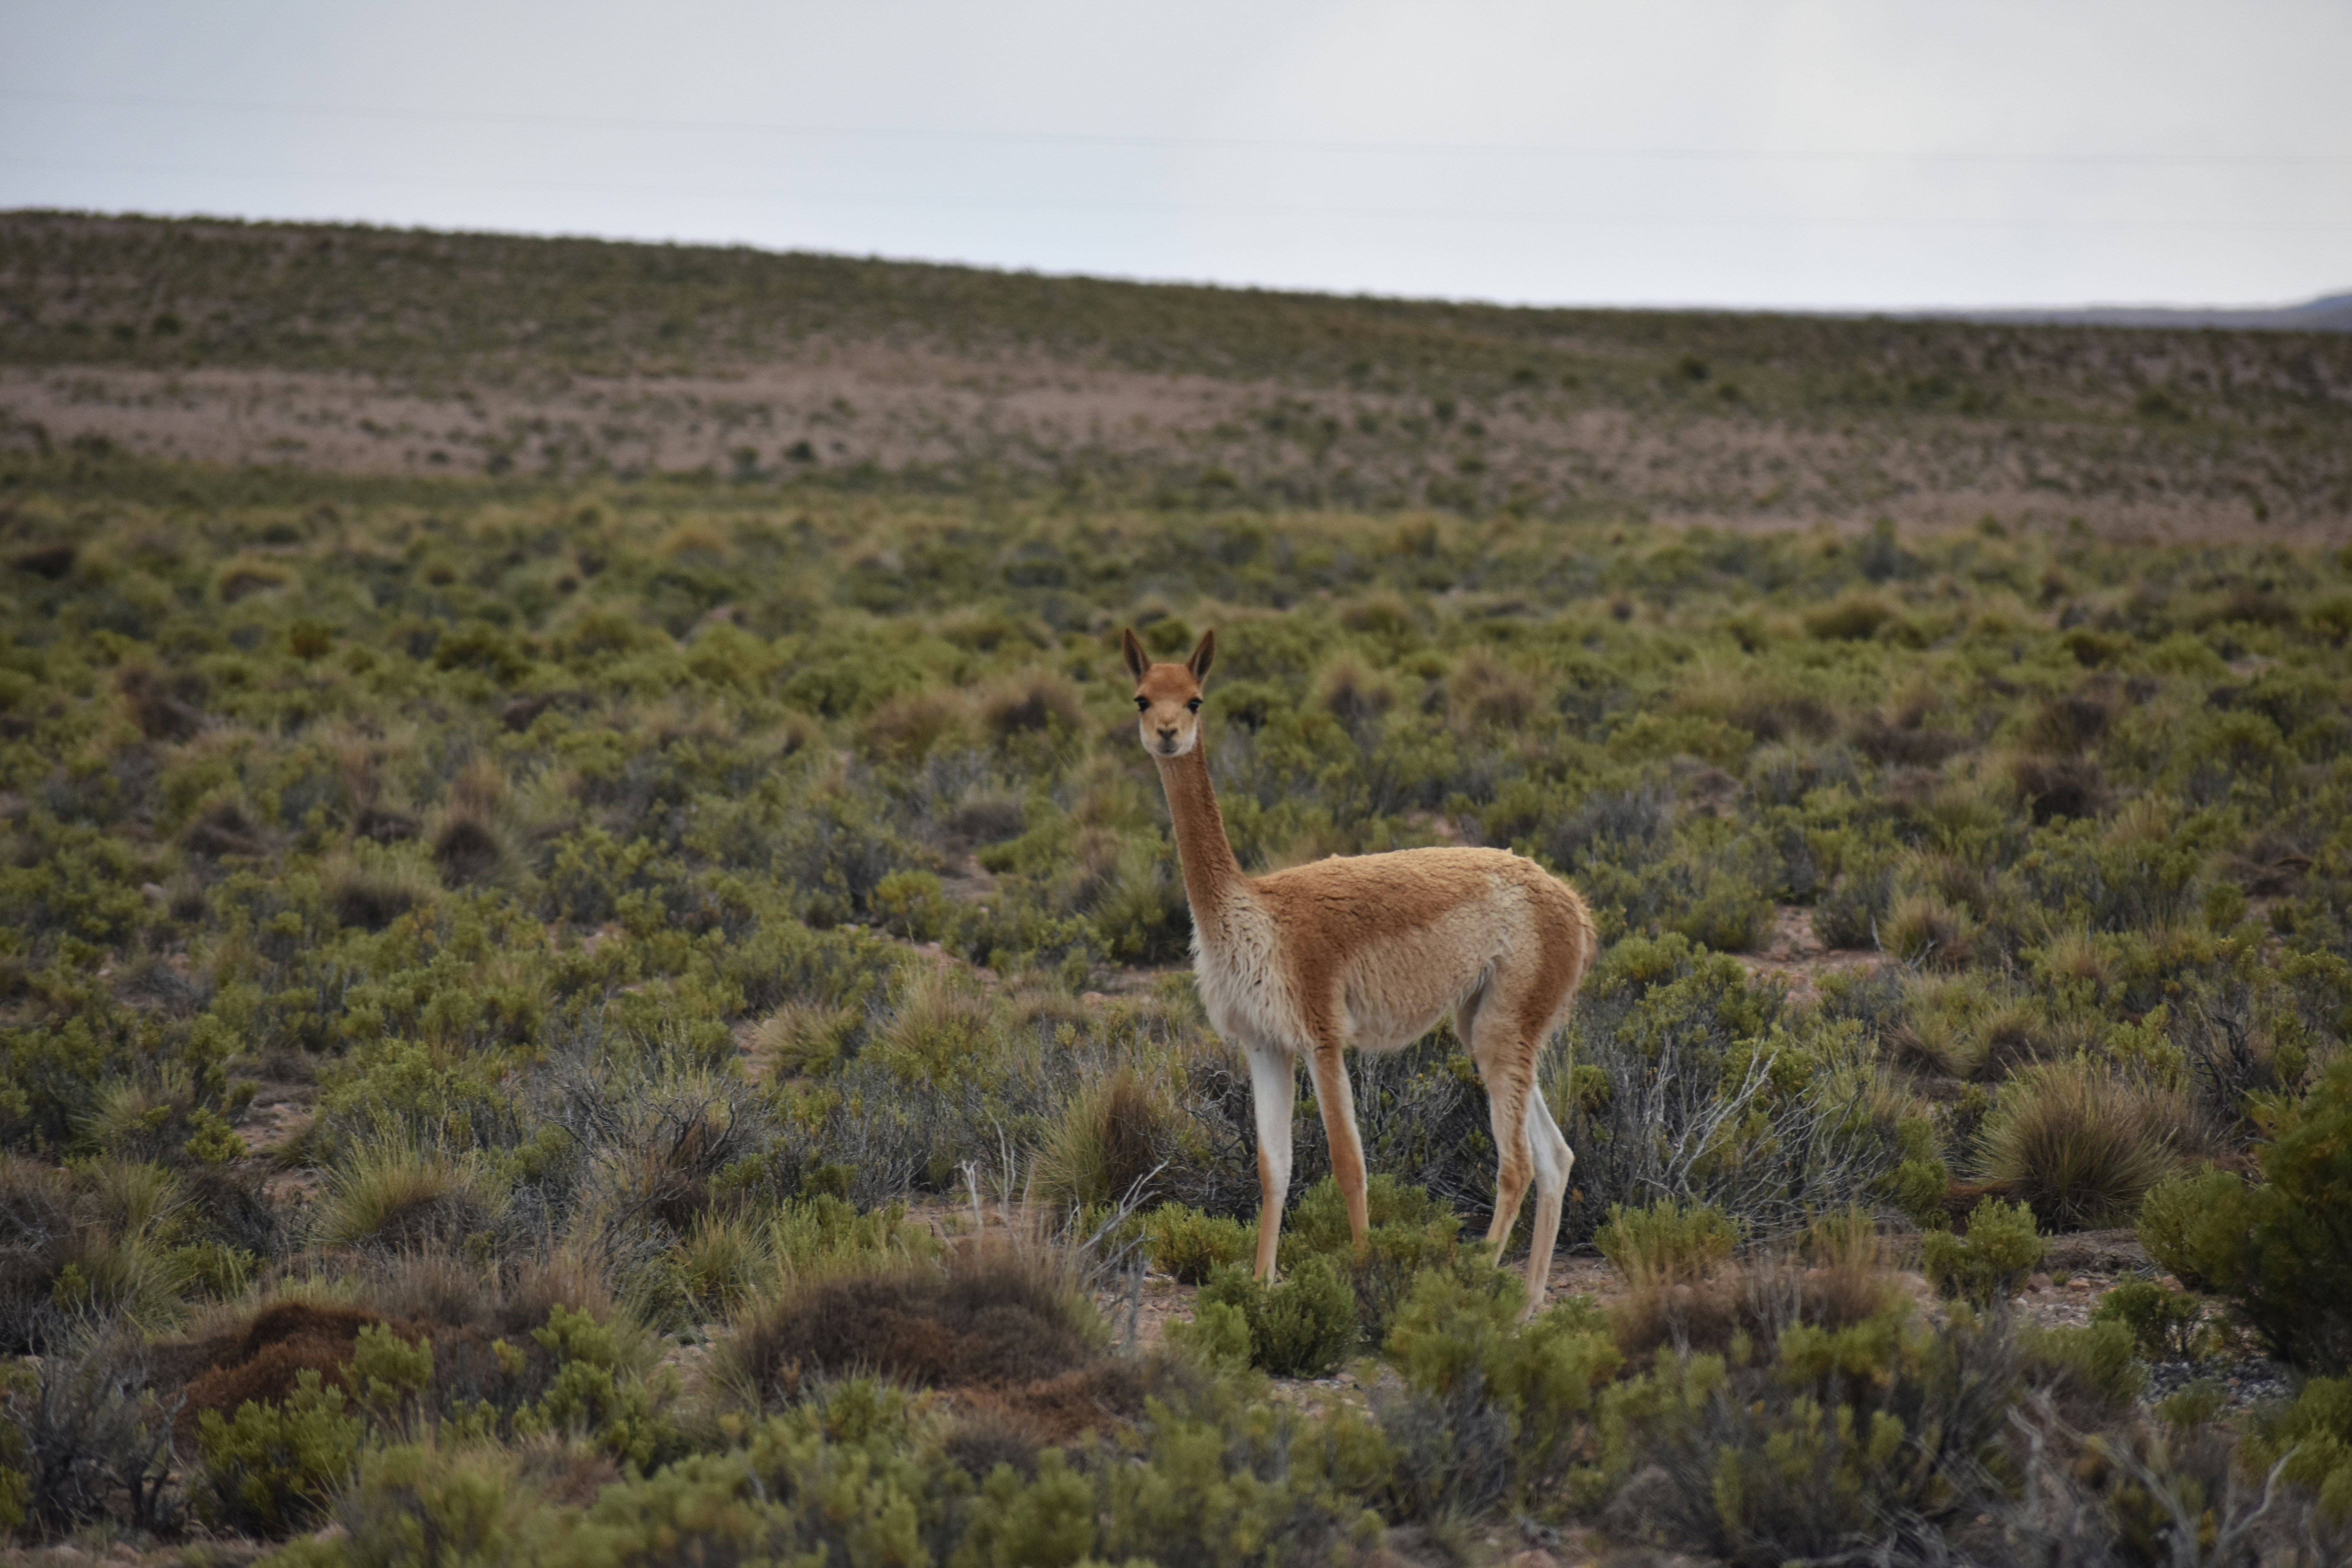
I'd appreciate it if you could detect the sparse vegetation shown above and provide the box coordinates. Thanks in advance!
[3,215,2352,1561]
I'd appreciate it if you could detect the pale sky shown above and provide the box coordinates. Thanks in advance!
[2,0,2347,311]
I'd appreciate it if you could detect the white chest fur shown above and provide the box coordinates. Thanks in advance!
[1189,890,1303,1056]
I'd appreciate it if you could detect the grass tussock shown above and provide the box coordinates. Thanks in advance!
[1977,1062,2198,1231]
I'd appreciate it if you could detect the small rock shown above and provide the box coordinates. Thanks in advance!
[140,882,168,902]
[2066,1277,2094,1292]
[2027,1274,2053,1292]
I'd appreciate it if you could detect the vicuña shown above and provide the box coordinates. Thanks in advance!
[1125,628,1597,1310]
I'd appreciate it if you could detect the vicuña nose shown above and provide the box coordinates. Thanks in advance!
[1157,726,1177,743]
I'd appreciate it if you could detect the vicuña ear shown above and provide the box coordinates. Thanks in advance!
[1121,628,1150,682]
[1187,629,1216,683]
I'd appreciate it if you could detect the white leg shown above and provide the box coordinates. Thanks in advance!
[1522,1089,1573,1316]
[1246,1044,1297,1280]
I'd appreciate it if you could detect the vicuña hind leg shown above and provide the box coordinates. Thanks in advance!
[1480,1057,1536,1261]
[1523,1089,1574,1316]
[1306,1035,1370,1252]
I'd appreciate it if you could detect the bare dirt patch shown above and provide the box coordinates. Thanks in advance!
[1738,905,1885,1006]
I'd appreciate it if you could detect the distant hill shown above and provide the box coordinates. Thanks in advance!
[1,210,2347,537]
[1935,293,2352,334]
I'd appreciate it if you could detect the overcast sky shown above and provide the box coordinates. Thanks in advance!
[3,0,2346,311]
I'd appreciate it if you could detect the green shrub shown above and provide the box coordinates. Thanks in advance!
[1599,1302,2021,1566]
[193,1368,364,1536]
[2244,1376,2352,1522]
[2092,1278,2215,1363]
[2024,1319,2146,1406]
[1383,1268,1619,1512]
[1198,1256,1358,1377]
[1279,1176,1463,1344]
[512,1304,680,1471]
[2138,1059,2352,1372]
[769,1194,931,1283]
[1144,1203,1254,1285]
[1595,1198,1739,1288]
[1921,1197,2043,1303]
[1166,1296,1252,1373]
[288,1441,533,1568]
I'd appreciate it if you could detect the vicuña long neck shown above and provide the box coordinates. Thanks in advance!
[1155,744,1248,920]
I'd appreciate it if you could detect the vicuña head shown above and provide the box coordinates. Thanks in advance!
[1122,626,1212,757]
[1119,624,1597,1316]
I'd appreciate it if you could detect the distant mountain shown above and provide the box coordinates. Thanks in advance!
[1931,293,2352,333]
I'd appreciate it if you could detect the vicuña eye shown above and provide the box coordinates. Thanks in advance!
[1134,697,1150,711]
[1186,698,1202,712]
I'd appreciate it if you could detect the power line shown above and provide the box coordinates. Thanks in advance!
[5,89,2350,168]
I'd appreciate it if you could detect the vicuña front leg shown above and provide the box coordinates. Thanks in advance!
[1307,1037,1370,1254]
[1246,1044,1296,1280]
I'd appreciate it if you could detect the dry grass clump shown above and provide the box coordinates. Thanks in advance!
[429,759,515,886]
[1609,1206,1898,1361]
[1446,650,1537,730]
[747,1001,860,1080]
[1034,1067,1183,1209]
[1884,891,1976,969]
[979,672,1084,744]
[118,663,209,742]
[184,796,268,859]
[314,1140,508,1252]
[855,688,973,764]
[323,851,438,932]
[1976,1062,2198,1231]
[1314,655,1398,729]
[2027,684,2114,753]
[1806,592,1895,642]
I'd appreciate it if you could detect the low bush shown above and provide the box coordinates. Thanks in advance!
[2023,1319,2146,1412]
[192,1367,364,1536]
[2092,1277,2216,1363]
[2244,1377,2352,1523]
[2139,1058,2352,1372]
[1595,1197,1739,1288]
[1599,1301,2022,1566]
[1197,1255,1358,1378]
[1922,1196,2044,1303]
[1381,1269,1619,1516]
[6,1333,180,1536]
[1143,1202,1253,1285]
[1279,1175,1464,1344]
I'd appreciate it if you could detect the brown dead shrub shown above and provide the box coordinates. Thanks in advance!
[1853,713,1969,766]
[720,1241,1104,1411]
[2013,755,2109,823]
[185,799,267,859]
[118,666,208,742]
